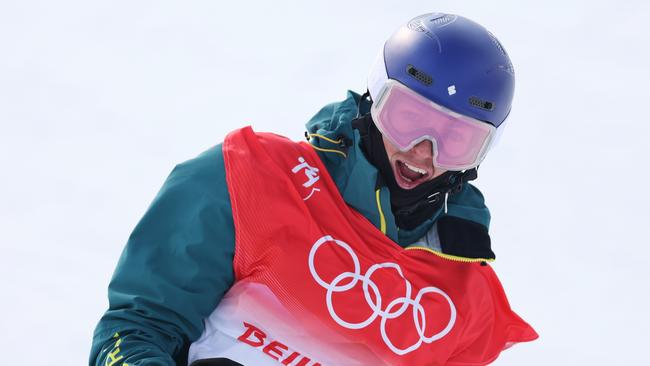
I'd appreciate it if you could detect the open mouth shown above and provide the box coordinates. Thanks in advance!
[393,160,432,189]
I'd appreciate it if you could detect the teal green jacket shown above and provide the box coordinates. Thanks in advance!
[90,91,491,365]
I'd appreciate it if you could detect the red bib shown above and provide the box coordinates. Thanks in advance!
[188,127,537,366]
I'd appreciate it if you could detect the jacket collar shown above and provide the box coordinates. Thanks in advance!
[305,91,436,246]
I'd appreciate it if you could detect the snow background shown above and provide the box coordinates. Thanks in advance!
[1,0,649,364]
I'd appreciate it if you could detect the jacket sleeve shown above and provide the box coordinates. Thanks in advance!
[89,144,236,366]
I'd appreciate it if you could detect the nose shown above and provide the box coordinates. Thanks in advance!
[409,139,434,160]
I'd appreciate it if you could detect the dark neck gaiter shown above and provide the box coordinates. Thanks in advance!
[352,113,459,230]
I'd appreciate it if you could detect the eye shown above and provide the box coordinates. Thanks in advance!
[405,111,425,123]
[445,130,464,142]
[387,108,425,133]
[439,125,473,156]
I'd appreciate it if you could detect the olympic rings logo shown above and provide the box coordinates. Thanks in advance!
[308,235,456,355]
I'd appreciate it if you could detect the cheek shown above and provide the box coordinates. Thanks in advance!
[431,168,448,179]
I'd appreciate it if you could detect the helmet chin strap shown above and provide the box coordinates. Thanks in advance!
[352,112,478,230]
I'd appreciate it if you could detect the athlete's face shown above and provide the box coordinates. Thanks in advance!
[382,135,447,190]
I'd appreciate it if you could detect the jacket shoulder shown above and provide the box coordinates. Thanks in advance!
[91,144,236,365]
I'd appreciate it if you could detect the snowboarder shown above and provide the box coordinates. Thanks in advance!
[91,13,537,366]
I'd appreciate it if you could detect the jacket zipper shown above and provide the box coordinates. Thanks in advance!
[405,246,494,263]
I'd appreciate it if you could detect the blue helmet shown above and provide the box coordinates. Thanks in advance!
[368,13,515,128]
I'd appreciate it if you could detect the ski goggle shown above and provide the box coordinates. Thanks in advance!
[370,79,497,171]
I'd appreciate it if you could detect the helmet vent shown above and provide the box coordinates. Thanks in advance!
[469,96,494,111]
[429,14,456,27]
[407,14,429,32]
[487,31,507,56]
[406,65,433,86]
[487,31,515,75]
